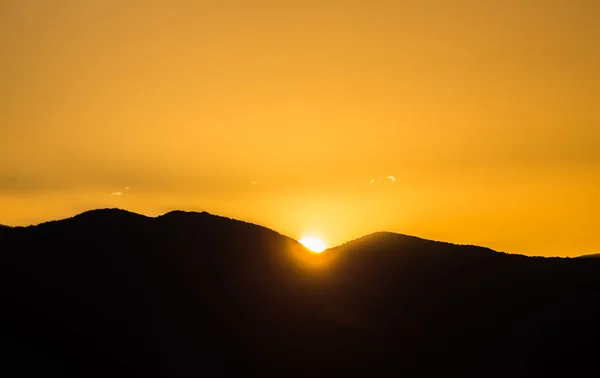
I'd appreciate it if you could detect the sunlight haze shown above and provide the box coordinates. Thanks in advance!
[299,237,327,253]
[1,0,598,256]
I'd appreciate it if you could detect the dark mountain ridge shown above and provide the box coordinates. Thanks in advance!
[576,252,600,259]
[1,209,599,377]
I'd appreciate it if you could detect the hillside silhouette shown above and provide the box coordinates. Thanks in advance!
[576,252,600,259]
[1,209,599,377]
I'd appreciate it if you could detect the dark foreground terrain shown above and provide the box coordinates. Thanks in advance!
[1,209,599,377]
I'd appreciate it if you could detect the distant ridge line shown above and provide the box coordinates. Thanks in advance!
[0,208,592,258]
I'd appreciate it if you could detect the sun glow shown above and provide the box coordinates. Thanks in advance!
[299,237,327,253]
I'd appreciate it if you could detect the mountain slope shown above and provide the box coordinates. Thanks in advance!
[0,209,327,377]
[322,231,600,376]
[576,252,600,258]
[1,210,599,377]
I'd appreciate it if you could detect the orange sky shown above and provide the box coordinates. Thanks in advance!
[1,0,598,256]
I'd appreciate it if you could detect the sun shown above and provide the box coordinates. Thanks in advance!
[299,237,327,253]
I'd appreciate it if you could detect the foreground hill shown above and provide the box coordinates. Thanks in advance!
[1,210,599,377]
[324,232,600,376]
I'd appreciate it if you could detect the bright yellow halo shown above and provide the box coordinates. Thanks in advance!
[299,237,327,253]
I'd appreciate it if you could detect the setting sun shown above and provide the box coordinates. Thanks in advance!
[299,237,327,253]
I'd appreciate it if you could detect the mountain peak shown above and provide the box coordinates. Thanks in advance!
[332,231,433,249]
[71,208,147,221]
[77,208,138,216]
[160,210,211,218]
[329,230,501,259]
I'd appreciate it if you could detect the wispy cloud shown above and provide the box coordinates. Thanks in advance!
[111,186,132,196]
[250,180,260,185]
[370,176,396,184]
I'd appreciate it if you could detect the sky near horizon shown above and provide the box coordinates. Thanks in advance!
[1,0,598,256]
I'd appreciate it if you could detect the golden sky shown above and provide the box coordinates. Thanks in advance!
[1,0,599,256]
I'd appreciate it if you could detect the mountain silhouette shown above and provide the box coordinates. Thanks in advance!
[1,209,599,377]
[576,252,600,259]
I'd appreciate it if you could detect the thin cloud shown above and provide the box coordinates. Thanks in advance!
[250,181,260,185]
[112,186,131,196]
[370,176,396,184]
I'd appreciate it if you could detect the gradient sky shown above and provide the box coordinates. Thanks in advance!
[1,0,598,256]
